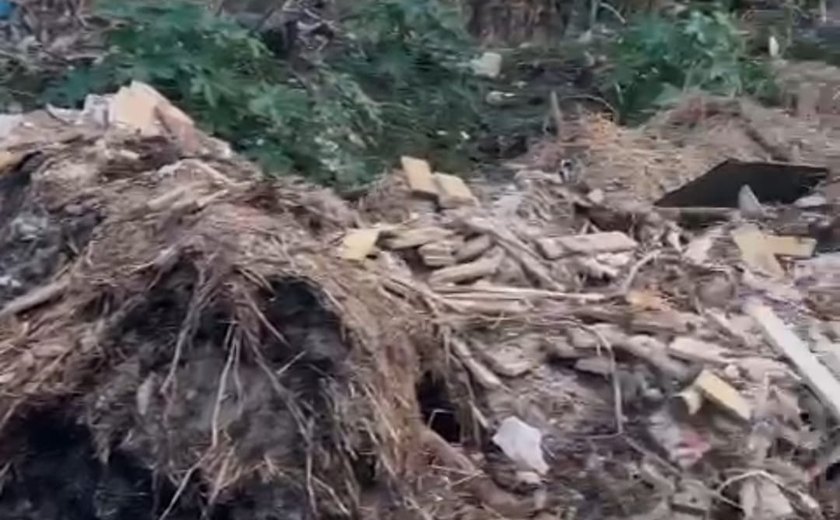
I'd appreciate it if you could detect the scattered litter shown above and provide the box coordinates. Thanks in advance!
[492,417,549,475]
[471,51,503,78]
[738,185,767,218]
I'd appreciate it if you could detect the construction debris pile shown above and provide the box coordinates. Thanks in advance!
[0,82,839,520]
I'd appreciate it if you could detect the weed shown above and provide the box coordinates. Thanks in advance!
[605,8,778,123]
[45,0,481,191]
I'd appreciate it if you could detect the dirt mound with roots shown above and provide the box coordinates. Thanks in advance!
[0,105,439,519]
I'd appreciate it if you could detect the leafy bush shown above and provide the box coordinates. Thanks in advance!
[46,0,481,190]
[605,9,778,122]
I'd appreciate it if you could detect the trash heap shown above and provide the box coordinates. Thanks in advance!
[0,83,839,520]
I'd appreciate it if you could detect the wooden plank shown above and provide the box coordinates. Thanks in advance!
[746,300,840,422]
[763,235,816,258]
[692,369,752,421]
[732,225,784,278]
[541,231,638,257]
[400,156,439,197]
[429,247,504,285]
[382,226,453,250]
[340,229,380,261]
[434,172,477,208]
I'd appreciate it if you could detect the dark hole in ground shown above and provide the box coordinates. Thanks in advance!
[655,160,827,208]
[826,461,840,482]
[0,409,209,520]
[416,372,461,442]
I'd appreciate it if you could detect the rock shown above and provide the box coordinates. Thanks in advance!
[471,52,503,78]
[492,417,549,475]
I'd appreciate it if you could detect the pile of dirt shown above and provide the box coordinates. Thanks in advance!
[0,83,434,520]
[3,82,840,520]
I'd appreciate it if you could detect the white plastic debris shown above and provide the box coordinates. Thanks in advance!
[491,416,549,475]
[0,114,22,140]
[471,52,503,78]
[738,185,766,219]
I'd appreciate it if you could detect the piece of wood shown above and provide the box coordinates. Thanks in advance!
[668,337,733,365]
[401,156,439,197]
[692,369,752,421]
[383,226,453,249]
[451,337,502,389]
[746,300,840,422]
[763,235,816,258]
[434,172,477,208]
[0,279,69,320]
[574,356,612,376]
[109,84,160,135]
[430,247,504,285]
[536,237,565,260]
[419,238,460,267]
[0,150,20,172]
[732,225,784,277]
[463,218,562,290]
[340,229,380,261]
[540,231,638,258]
[455,234,493,262]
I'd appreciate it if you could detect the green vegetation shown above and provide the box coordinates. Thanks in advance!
[46,0,481,190]
[605,9,778,123]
